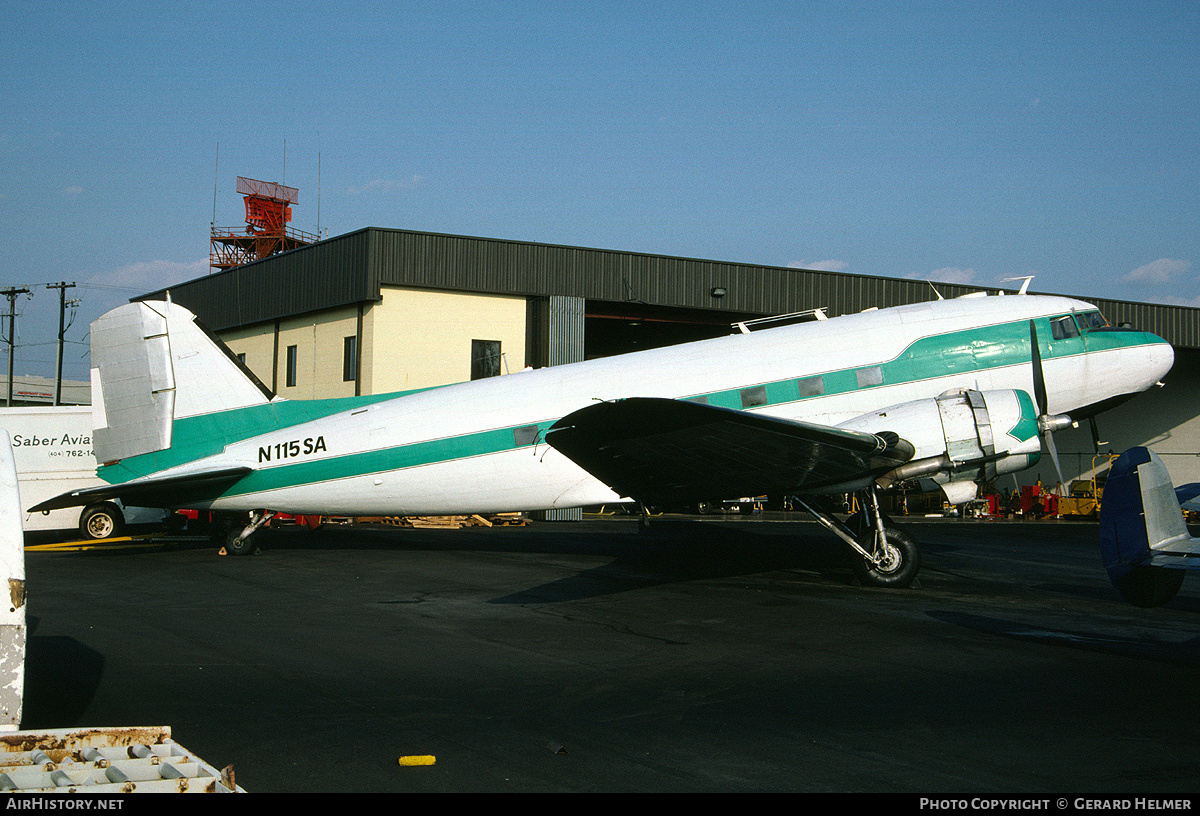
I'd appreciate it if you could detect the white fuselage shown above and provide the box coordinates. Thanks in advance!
[108,294,1175,516]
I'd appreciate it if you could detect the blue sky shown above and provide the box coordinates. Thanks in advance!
[1,1,1197,381]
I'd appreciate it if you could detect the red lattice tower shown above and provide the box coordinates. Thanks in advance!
[210,176,318,271]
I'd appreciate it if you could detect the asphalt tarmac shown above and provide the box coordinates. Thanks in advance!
[17,514,1200,793]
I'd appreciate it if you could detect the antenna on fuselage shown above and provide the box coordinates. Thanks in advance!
[1003,276,1034,295]
[927,281,944,300]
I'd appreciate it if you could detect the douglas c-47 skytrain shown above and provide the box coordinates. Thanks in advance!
[32,288,1174,589]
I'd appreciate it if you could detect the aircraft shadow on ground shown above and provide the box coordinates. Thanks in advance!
[926,610,1200,666]
[484,519,856,604]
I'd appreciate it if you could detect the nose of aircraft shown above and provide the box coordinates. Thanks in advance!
[1144,335,1175,387]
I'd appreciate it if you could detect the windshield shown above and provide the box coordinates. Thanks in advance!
[1075,310,1110,331]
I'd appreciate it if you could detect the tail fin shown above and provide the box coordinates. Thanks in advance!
[1098,447,1198,607]
[90,301,273,464]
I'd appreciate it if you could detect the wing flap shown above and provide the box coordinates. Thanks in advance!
[546,398,910,504]
[29,466,252,512]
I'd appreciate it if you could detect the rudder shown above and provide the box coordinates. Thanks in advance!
[90,300,273,464]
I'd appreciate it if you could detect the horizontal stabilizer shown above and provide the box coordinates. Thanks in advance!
[29,466,252,513]
[546,397,909,505]
[1175,482,1200,511]
[1098,447,1198,607]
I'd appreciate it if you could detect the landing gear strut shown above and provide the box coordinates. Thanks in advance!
[790,485,921,588]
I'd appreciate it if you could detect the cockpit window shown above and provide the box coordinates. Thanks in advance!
[1051,315,1080,340]
[1076,310,1110,331]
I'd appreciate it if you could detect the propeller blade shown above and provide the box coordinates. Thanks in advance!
[1044,427,1066,494]
[1089,416,1108,453]
[1029,319,1048,416]
[1031,318,1069,496]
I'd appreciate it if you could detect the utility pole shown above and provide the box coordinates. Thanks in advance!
[1,287,30,407]
[45,282,76,406]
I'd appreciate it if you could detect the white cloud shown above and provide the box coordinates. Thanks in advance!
[1123,258,1190,285]
[96,258,210,292]
[907,267,978,286]
[346,177,394,196]
[788,259,848,272]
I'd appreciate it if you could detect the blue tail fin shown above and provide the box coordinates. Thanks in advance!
[1099,447,1197,607]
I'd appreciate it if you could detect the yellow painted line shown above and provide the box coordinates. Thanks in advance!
[25,536,166,552]
[397,756,436,766]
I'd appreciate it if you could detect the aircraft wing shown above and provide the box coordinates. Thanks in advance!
[28,466,252,512]
[546,397,911,505]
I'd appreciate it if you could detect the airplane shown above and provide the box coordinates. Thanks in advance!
[30,289,1174,589]
[1099,446,1200,607]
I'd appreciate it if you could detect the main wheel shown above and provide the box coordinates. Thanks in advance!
[79,503,124,540]
[210,511,259,555]
[223,526,259,556]
[853,528,920,588]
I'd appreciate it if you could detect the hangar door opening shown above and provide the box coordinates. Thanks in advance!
[582,301,764,360]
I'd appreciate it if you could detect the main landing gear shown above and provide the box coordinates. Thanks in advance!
[211,510,276,556]
[789,486,921,588]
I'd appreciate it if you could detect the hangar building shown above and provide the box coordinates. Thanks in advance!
[138,226,1200,496]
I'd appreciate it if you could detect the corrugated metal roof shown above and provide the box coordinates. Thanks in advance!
[138,227,1200,349]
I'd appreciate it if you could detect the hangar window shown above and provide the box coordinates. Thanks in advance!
[856,366,883,388]
[796,376,824,398]
[343,336,357,382]
[472,340,502,380]
[286,345,298,388]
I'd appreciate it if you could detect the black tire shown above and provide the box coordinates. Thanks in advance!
[696,501,713,515]
[1110,565,1185,608]
[79,503,123,540]
[852,528,920,588]
[223,525,258,556]
[210,512,259,555]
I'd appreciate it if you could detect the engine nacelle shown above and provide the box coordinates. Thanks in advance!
[837,389,1043,502]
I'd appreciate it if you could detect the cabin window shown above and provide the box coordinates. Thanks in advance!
[513,425,540,447]
[796,376,824,398]
[740,385,768,408]
[286,345,298,388]
[471,339,502,380]
[1051,315,1080,340]
[856,366,883,388]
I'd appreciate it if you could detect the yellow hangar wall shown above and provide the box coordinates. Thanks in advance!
[363,287,527,393]
[219,287,528,399]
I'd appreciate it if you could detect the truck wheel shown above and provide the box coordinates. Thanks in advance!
[79,503,124,540]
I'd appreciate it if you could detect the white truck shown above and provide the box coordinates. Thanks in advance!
[0,406,165,539]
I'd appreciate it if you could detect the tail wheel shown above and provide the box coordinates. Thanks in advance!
[79,503,124,540]
[1108,564,1185,608]
[853,528,920,588]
